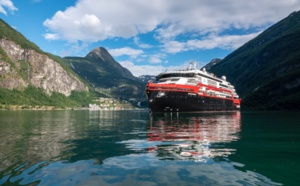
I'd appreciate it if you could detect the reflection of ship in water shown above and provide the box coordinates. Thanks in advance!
[148,112,241,161]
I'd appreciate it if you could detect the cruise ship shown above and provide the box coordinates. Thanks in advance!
[146,63,241,112]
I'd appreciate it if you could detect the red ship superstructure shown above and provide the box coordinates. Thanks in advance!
[146,63,241,112]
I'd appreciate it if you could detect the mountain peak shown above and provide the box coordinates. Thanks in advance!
[91,47,108,55]
[86,47,114,62]
[80,46,137,81]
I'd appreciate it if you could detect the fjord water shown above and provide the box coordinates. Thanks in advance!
[0,110,299,185]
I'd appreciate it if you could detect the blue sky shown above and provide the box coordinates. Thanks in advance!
[1,0,300,76]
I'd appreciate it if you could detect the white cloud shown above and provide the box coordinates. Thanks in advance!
[44,12,105,42]
[61,41,90,57]
[44,0,163,42]
[43,0,300,43]
[149,56,162,64]
[119,60,206,76]
[133,37,152,49]
[108,47,143,59]
[163,32,261,54]
[44,33,58,40]
[119,61,162,76]
[189,32,262,50]
[163,40,187,54]
[146,53,166,64]
[0,0,17,15]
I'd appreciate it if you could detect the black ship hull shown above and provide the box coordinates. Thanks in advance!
[147,91,239,112]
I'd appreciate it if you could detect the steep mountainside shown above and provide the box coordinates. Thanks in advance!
[0,19,88,96]
[63,47,145,100]
[206,11,300,110]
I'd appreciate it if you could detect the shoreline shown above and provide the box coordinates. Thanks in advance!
[0,104,145,111]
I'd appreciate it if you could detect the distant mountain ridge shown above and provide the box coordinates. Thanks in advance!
[85,47,136,80]
[63,47,145,101]
[206,11,300,110]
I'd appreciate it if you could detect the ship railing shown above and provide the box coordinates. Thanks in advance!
[148,86,195,92]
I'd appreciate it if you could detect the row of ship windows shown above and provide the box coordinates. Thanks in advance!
[158,76,230,89]
[157,73,223,83]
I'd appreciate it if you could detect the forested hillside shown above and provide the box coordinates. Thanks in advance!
[206,11,300,110]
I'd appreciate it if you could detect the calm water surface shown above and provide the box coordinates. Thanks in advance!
[0,110,299,185]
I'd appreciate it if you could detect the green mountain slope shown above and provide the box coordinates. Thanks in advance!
[1,19,85,81]
[0,19,41,52]
[63,47,145,101]
[206,11,300,110]
[0,19,90,108]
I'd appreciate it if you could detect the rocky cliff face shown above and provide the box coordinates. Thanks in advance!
[0,38,88,96]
